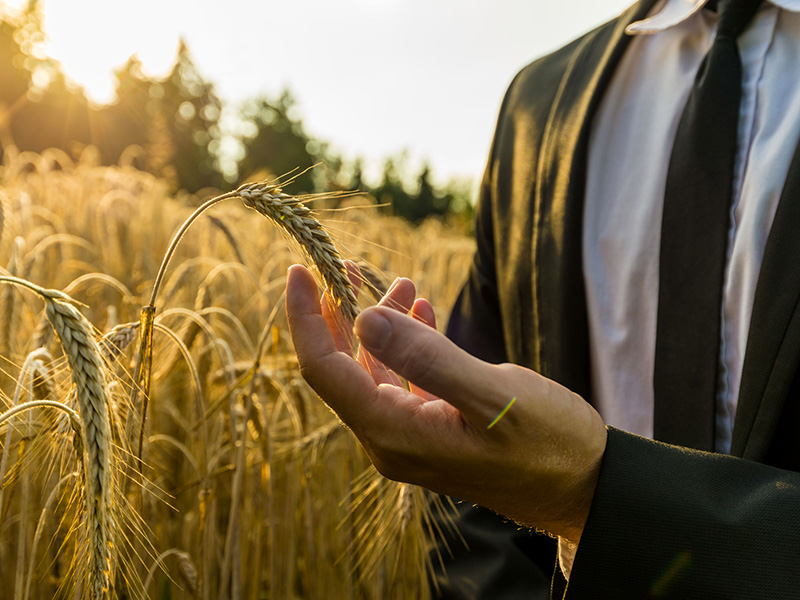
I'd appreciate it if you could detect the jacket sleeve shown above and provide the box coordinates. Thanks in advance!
[565,427,800,599]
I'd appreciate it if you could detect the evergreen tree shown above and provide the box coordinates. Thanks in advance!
[373,156,411,217]
[159,40,223,191]
[96,42,224,191]
[236,90,318,193]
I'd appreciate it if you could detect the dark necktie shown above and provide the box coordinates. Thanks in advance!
[653,0,761,451]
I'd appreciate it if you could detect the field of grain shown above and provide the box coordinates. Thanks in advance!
[0,146,475,599]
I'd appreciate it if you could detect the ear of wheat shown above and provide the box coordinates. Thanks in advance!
[99,321,140,362]
[147,178,358,320]
[132,178,359,462]
[0,276,117,600]
[235,182,358,322]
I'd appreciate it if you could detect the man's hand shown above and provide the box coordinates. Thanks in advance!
[286,264,607,545]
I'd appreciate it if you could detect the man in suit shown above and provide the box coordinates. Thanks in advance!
[286,0,800,597]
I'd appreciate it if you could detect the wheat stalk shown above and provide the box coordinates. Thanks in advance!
[0,399,81,430]
[0,236,24,354]
[0,347,58,522]
[0,276,116,600]
[30,316,54,353]
[355,260,390,302]
[140,548,198,600]
[132,178,358,462]
[24,472,78,600]
[29,350,56,401]
[398,483,415,534]
[207,214,246,266]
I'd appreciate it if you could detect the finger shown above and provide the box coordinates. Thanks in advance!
[360,346,405,387]
[286,265,378,426]
[358,277,415,385]
[409,298,438,399]
[321,262,362,355]
[377,277,416,313]
[344,260,362,293]
[410,298,436,329]
[354,306,510,424]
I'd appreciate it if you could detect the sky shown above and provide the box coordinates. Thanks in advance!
[2,0,634,187]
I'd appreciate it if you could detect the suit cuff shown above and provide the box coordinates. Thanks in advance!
[565,427,800,598]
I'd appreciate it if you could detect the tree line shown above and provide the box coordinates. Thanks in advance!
[0,3,473,223]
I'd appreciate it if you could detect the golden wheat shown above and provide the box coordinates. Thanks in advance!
[98,321,139,362]
[236,181,359,322]
[0,277,117,599]
[0,149,473,599]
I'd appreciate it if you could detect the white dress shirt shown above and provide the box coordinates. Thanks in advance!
[583,0,800,455]
[560,0,800,580]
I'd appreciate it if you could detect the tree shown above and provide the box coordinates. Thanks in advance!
[95,41,224,191]
[236,90,318,193]
[0,1,92,160]
[158,40,223,191]
[0,10,225,192]
[372,155,411,217]
[0,6,34,153]
[370,157,471,223]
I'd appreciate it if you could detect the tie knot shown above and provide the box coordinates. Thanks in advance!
[716,0,762,39]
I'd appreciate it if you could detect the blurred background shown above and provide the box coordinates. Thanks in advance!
[0,0,632,223]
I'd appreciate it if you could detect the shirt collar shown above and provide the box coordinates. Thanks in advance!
[626,0,800,35]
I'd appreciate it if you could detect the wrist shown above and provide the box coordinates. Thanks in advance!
[557,419,607,545]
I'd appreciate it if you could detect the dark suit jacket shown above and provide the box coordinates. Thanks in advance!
[433,1,800,598]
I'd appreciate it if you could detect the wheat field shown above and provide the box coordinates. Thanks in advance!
[0,145,475,599]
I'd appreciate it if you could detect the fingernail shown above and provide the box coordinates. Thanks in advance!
[355,309,392,351]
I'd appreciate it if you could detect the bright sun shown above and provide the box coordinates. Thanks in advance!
[3,0,180,104]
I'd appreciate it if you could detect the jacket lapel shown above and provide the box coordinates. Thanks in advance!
[530,0,800,457]
[533,0,657,399]
[732,141,800,460]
